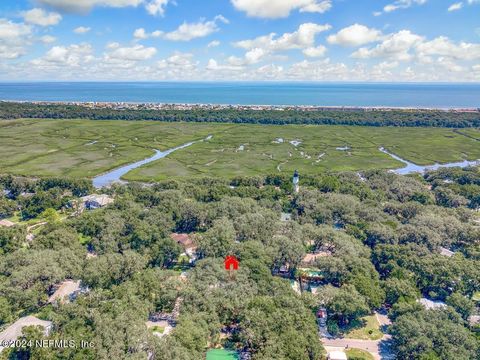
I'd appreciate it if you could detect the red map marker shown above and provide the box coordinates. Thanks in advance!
[224,255,239,271]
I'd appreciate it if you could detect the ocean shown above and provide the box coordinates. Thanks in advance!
[0,82,479,108]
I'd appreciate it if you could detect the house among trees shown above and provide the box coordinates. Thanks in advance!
[81,194,114,210]
[170,233,197,261]
[72,194,114,213]
[439,247,455,257]
[48,280,84,304]
[0,316,52,352]
[0,219,15,227]
[418,298,448,310]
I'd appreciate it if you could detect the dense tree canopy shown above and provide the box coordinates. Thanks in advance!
[0,167,478,359]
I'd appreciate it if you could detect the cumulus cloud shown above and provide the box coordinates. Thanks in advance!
[74,26,91,34]
[162,15,228,41]
[157,52,197,69]
[145,0,172,16]
[105,43,157,61]
[32,43,94,67]
[303,45,327,57]
[234,23,331,52]
[352,30,424,61]
[22,8,62,26]
[229,23,331,66]
[416,36,480,60]
[327,24,382,47]
[35,0,172,16]
[0,18,32,59]
[231,0,332,18]
[35,0,143,13]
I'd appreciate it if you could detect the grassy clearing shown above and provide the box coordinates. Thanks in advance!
[345,315,383,341]
[346,348,375,360]
[1,119,479,181]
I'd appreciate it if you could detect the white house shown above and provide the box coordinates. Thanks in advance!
[76,194,114,211]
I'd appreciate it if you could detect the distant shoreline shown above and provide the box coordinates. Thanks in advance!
[1,100,479,112]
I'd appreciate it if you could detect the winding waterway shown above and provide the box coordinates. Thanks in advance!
[379,147,480,175]
[93,139,478,188]
[92,136,211,188]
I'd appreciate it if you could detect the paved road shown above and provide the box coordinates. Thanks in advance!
[321,336,395,360]
[320,311,395,359]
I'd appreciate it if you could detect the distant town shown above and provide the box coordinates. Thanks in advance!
[3,100,480,113]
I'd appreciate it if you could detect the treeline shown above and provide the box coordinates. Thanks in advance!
[1,102,480,127]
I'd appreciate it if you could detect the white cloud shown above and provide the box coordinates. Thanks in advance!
[36,0,143,13]
[207,40,220,48]
[0,18,32,59]
[133,28,148,39]
[133,28,163,39]
[74,26,91,34]
[206,58,243,71]
[40,35,56,44]
[416,36,480,60]
[231,0,332,18]
[234,23,331,52]
[35,0,172,16]
[352,30,424,61]
[379,0,427,14]
[327,24,382,47]
[303,45,327,57]
[106,44,157,61]
[22,8,62,27]
[162,15,228,41]
[448,2,463,11]
[145,0,172,16]
[32,43,94,67]
[437,56,464,72]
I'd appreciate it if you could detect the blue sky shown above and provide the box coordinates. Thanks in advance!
[0,0,479,81]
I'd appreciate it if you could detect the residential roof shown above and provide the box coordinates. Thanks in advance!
[48,280,81,304]
[170,233,196,250]
[80,194,114,207]
[302,252,331,264]
[418,298,448,310]
[439,247,455,257]
[0,316,52,349]
[469,315,480,326]
[0,219,15,227]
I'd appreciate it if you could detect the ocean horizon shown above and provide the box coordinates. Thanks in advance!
[1,82,479,108]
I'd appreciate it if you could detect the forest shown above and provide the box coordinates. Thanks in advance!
[1,102,479,128]
[0,166,479,360]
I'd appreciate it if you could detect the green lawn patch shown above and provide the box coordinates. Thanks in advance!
[150,325,165,334]
[345,315,383,340]
[346,348,375,360]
